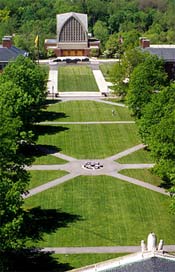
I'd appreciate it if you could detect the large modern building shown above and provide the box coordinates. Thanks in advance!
[45,12,100,57]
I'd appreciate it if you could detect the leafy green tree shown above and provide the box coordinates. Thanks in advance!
[0,98,30,252]
[2,56,47,128]
[86,0,108,27]
[109,48,148,98]
[0,56,48,259]
[138,83,175,143]
[149,110,175,183]
[93,20,109,49]
[138,83,175,212]
[127,54,167,118]
[109,62,128,98]
[105,33,120,58]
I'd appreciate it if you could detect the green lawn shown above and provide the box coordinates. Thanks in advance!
[58,65,99,92]
[33,154,67,165]
[29,170,68,189]
[53,253,128,271]
[25,175,175,247]
[99,63,115,81]
[41,100,133,122]
[117,148,155,164]
[119,169,163,187]
[33,155,66,164]
[36,123,140,159]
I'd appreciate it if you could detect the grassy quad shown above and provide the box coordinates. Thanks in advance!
[58,65,99,92]
[33,155,67,165]
[53,253,128,270]
[25,175,175,247]
[36,123,140,159]
[117,148,155,164]
[25,89,175,266]
[41,100,133,122]
[119,169,163,187]
[99,63,116,81]
[29,170,69,189]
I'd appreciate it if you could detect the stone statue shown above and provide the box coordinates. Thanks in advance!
[147,232,157,252]
[141,240,146,252]
[158,240,164,251]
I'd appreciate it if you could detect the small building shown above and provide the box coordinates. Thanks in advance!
[45,12,100,57]
[70,233,175,272]
[140,37,175,79]
[0,36,28,72]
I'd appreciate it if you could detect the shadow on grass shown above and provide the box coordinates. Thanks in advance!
[21,144,61,159]
[33,125,69,137]
[1,207,81,271]
[44,99,62,105]
[37,111,69,123]
[1,249,74,272]
[21,207,81,241]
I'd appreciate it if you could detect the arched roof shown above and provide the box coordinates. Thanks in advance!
[57,12,88,42]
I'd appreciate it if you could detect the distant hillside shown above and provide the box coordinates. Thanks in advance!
[0,0,174,57]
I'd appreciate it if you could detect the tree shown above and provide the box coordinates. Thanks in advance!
[93,20,109,49]
[104,33,121,58]
[127,54,167,118]
[138,83,175,143]
[2,56,47,128]
[148,110,175,185]
[109,48,148,98]
[0,56,47,255]
[138,83,175,212]
[109,61,128,98]
[0,97,30,252]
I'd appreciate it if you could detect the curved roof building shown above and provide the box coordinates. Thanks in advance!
[45,12,99,57]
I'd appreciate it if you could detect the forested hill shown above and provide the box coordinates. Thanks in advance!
[0,0,175,57]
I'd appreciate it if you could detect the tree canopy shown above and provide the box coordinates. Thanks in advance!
[127,54,167,118]
[0,0,175,57]
[0,56,47,257]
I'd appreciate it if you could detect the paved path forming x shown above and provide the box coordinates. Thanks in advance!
[31,61,173,254]
[25,143,167,198]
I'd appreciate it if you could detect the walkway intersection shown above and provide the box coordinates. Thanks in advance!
[27,61,172,255]
[25,143,167,199]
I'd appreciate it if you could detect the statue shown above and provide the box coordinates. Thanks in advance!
[141,240,146,252]
[147,232,157,252]
[158,240,164,251]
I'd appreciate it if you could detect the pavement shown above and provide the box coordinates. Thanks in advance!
[28,60,173,254]
[47,58,112,97]
[25,143,167,198]
[41,245,175,254]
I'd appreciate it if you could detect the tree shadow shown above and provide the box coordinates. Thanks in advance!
[21,207,82,241]
[1,249,74,272]
[20,144,61,159]
[1,207,82,271]
[33,125,69,137]
[36,111,69,123]
[44,99,62,105]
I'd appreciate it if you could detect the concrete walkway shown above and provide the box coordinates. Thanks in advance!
[48,59,112,97]
[41,245,175,254]
[32,62,172,255]
[26,143,167,198]
[39,121,135,125]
